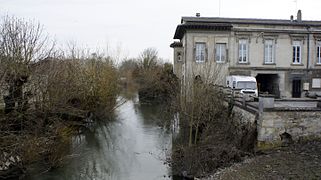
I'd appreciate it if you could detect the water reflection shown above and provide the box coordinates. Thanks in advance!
[31,96,172,180]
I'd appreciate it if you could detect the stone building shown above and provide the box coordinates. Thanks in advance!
[171,11,321,98]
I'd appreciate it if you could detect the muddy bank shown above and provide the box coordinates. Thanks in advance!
[203,140,321,180]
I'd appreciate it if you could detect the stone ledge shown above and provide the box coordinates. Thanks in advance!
[257,141,282,150]
[257,133,321,150]
[275,98,320,102]
[264,107,321,112]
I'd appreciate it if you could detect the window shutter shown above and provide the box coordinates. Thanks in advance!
[214,47,217,62]
[226,49,229,62]
[297,46,301,63]
[292,46,296,63]
[194,46,196,62]
[205,47,208,62]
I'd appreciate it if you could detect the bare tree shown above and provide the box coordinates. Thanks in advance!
[179,58,228,146]
[0,15,54,113]
[137,48,158,70]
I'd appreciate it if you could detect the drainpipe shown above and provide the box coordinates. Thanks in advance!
[306,26,311,96]
[307,26,310,71]
[184,33,187,108]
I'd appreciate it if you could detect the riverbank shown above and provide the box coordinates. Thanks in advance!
[0,109,93,179]
[0,48,119,179]
[202,140,321,179]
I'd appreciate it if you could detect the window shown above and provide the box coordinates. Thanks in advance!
[177,52,182,62]
[292,41,301,64]
[215,43,226,63]
[237,81,257,90]
[238,39,248,63]
[195,43,206,63]
[264,40,274,64]
[317,41,321,64]
[312,78,321,88]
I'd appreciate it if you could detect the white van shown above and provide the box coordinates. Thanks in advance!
[226,76,258,97]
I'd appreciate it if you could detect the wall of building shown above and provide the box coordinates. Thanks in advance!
[183,25,319,70]
[173,47,183,79]
[228,24,314,69]
[184,31,230,86]
[173,21,321,99]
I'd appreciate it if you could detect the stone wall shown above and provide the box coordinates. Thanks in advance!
[231,98,321,150]
[257,108,321,149]
[232,103,257,125]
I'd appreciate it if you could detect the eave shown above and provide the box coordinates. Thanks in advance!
[170,41,183,48]
[173,23,232,39]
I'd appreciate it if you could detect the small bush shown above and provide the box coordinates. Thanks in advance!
[171,82,257,177]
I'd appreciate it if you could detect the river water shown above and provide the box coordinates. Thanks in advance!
[31,96,173,180]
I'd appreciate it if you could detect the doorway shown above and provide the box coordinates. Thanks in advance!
[256,74,280,98]
[292,79,301,98]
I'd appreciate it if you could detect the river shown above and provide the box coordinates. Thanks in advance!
[29,96,173,180]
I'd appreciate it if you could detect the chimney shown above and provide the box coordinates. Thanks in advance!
[290,15,294,22]
[196,13,200,17]
[297,10,302,22]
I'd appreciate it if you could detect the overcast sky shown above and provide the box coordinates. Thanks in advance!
[1,0,321,61]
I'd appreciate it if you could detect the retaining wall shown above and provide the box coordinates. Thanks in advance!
[257,108,321,149]
[231,99,321,150]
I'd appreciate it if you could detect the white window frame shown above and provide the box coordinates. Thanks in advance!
[264,39,275,64]
[195,42,206,63]
[238,39,248,63]
[292,41,301,64]
[317,41,321,64]
[215,43,227,63]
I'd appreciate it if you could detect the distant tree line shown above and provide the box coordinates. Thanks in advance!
[119,48,179,103]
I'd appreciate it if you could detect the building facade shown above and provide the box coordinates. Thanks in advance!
[171,11,321,98]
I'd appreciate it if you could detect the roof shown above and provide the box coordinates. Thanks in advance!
[170,41,183,48]
[173,16,321,39]
[181,16,321,26]
[173,22,232,39]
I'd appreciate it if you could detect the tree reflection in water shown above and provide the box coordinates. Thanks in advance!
[31,95,173,180]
